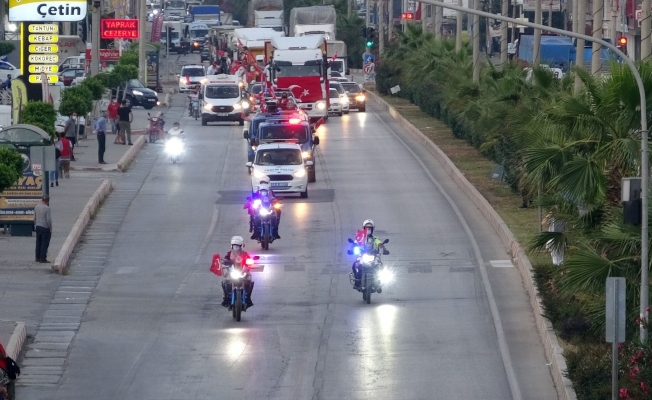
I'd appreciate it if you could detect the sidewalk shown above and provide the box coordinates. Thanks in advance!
[69,127,144,172]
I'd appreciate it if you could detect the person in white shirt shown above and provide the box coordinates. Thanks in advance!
[207,62,218,75]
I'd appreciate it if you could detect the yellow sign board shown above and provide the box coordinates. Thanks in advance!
[28,54,59,63]
[28,34,59,43]
[28,44,59,53]
[28,65,59,74]
[28,24,59,33]
[28,75,59,84]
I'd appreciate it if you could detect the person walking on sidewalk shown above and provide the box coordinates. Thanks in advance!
[58,132,72,179]
[94,110,107,164]
[50,135,62,187]
[117,100,133,146]
[64,113,77,161]
[34,195,52,263]
[107,97,120,135]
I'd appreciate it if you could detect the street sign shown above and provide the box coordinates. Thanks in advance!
[28,44,59,53]
[28,75,59,84]
[29,54,59,63]
[606,277,626,343]
[28,24,59,33]
[9,0,88,22]
[363,64,373,74]
[363,54,375,64]
[28,65,59,73]
[101,19,139,39]
[28,34,59,43]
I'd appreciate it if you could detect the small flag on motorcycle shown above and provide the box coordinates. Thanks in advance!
[210,254,222,276]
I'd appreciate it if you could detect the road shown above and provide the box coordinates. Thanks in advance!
[18,69,558,399]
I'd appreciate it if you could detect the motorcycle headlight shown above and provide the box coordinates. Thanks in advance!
[353,246,360,255]
[242,101,250,109]
[293,168,306,178]
[378,268,394,285]
[356,94,366,101]
[252,199,261,209]
[204,103,212,110]
[259,208,272,216]
[230,269,245,279]
[165,139,184,155]
[361,254,375,264]
[233,103,242,110]
[315,101,326,110]
[132,90,143,96]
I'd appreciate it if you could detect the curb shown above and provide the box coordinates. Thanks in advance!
[117,135,146,172]
[5,321,26,361]
[70,164,119,172]
[367,91,577,400]
[52,178,114,274]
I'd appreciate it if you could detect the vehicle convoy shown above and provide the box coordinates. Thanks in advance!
[189,5,221,24]
[212,248,259,322]
[269,35,329,123]
[200,74,249,126]
[326,40,348,76]
[247,0,284,31]
[161,20,183,52]
[347,229,393,304]
[163,0,186,20]
[289,5,337,40]
[247,142,311,198]
[184,22,210,52]
[178,64,206,92]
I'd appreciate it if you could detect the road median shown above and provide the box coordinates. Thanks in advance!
[52,178,113,274]
[117,135,147,172]
[366,90,577,400]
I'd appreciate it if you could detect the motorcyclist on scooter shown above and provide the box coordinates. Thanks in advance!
[167,122,184,139]
[249,179,282,240]
[188,87,200,113]
[352,219,389,289]
[221,235,255,308]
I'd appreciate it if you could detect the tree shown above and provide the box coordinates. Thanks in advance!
[0,147,23,193]
[21,101,57,139]
[0,41,14,58]
[59,86,93,117]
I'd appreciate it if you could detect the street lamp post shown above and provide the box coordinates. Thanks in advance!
[423,0,650,344]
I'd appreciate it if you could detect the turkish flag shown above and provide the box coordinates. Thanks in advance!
[355,230,366,246]
[209,253,222,276]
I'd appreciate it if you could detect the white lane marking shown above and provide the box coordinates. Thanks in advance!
[371,105,523,400]
[490,260,515,268]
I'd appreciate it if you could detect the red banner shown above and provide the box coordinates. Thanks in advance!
[101,19,139,39]
[151,14,164,42]
[85,49,120,61]
[276,76,324,104]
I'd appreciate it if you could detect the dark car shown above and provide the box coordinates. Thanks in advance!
[200,47,211,62]
[58,68,85,87]
[341,82,366,112]
[123,79,159,109]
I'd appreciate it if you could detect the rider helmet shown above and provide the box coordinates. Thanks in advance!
[363,219,375,235]
[231,235,245,251]
[259,175,270,185]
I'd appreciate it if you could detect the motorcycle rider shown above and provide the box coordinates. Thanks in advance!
[351,219,389,289]
[167,122,184,139]
[221,236,255,308]
[248,178,282,240]
[187,87,200,113]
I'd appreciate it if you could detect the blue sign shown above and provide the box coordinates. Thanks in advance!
[363,54,375,64]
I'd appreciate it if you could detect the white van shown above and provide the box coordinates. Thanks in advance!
[247,143,310,198]
[59,56,85,71]
[200,74,249,126]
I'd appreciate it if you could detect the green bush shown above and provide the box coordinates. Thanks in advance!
[566,344,612,399]
[0,147,23,193]
[0,41,15,57]
[21,101,57,139]
[79,75,106,100]
[59,86,93,117]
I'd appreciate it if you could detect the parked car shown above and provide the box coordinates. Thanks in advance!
[58,68,85,87]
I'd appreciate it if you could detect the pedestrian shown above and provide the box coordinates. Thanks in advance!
[117,100,133,146]
[107,97,120,134]
[34,195,52,263]
[64,113,77,161]
[50,134,62,187]
[207,62,218,75]
[58,132,72,179]
[94,110,107,164]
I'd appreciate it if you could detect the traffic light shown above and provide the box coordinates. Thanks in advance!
[401,12,415,20]
[366,27,375,47]
[617,36,627,47]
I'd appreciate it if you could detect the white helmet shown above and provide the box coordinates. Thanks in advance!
[259,183,270,192]
[231,236,245,246]
[259,175,270,185]
[363,219,375,229]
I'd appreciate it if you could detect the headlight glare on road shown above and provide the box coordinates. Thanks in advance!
[302,151,311,159]
[340,95,349,105]
[252,199,261,209]
[242,101,250,109]
[165,138,184,156]
[378,268,394,285]
[293,168,306,178]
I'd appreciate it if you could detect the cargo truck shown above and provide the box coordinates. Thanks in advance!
[289,6,337,40]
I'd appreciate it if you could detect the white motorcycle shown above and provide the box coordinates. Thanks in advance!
[165,129,185,164]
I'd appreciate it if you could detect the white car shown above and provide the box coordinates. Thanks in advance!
[328,88,343,116]
[247,143,311,198]
[335,77,349,83]
[178,64,206,92]
[328,81,349,114]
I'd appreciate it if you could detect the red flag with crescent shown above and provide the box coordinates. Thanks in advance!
[210,254,222,276]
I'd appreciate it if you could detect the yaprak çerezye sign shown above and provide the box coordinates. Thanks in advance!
[9,0,87,22]
[101,19,140,39]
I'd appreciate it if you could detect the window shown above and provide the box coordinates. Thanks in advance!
[259,125,309,144]
[129,79,145,88]
[329,89,339,98]
[190,29,209,38]
[250,84,263,95]
[255,149,303,166]
[275,63,321,78]
[329,82,345,94]
[427,5,432,18]
[342,84,360,93]
[205,85,239,99]
[181,67,205,77]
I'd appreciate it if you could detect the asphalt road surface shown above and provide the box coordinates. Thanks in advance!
[18,82,558,399]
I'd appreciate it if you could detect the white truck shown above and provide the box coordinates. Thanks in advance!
[254,10,284,32]
[270,35,328,123]
[163,0,186,20]
[326,40,348,75]
[161,20,183,52]
[289,6,337,40]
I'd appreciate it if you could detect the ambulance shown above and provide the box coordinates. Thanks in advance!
[200,74,250,126]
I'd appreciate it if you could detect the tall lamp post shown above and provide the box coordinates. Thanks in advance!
[424,0,650,345]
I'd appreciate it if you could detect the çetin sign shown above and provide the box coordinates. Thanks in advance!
[9,0,88,22]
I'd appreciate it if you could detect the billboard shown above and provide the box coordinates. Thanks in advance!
[9,0,87,22]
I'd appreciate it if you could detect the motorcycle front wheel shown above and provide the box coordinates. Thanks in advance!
[235,290,242,322]
[261,224,270,250]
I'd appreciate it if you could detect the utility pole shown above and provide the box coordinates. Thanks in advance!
[366,0,371,28]
[389,0,394,42]
[91,1,101,77]
[572,0,578,33]
[456,0,463,51]
[380,0,385,53]
[534,0,542,65]
[575,0,586,92]
[610,0,617,43]
[139,0,147,84]
[591,0,603,76]
[500,0,508,65]
[435,5,443,39]
[548,1,553,27]
[472,0,480,82]
[643,0,651,60]
[422,3,428,31]
[0,1,5,41]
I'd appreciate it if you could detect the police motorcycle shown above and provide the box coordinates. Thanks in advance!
[250,191,281,250]
[165,123,185,164]
[348,236,393,304]
[222,255,259,322]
